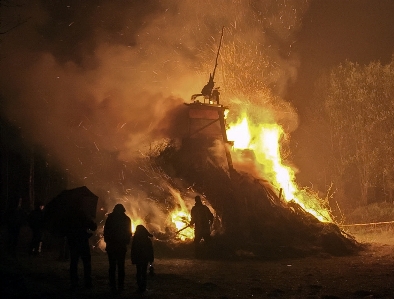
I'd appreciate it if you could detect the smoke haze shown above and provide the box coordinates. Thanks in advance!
[0,0,310,215]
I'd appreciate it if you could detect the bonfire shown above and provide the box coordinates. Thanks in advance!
[90,28,361,260]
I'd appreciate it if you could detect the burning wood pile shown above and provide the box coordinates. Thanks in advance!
[93,30,361,259]
[153,141,361,259]
[139,45,362,258]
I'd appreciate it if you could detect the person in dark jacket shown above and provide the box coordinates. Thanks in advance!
[190,195,214,256]
[104,204,132,292]
[65,210,97,289]
[131,224,154,293]
[6,198,26,257]
[27,202,45,256]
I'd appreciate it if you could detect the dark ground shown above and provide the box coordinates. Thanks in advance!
[1,226,394,299]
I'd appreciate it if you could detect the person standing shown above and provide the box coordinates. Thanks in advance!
[131,224,154,293]
[6,198,26,257]
[27,202,45,256]
[65,210,97,289]
[103,204,132,292]
[190,195,214,257]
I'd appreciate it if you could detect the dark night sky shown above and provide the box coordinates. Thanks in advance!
[1,0,394,198]
[288,0,394,110]
[286,0,394,187]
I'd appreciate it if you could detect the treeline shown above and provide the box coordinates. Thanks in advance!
[317,54,394,208]
[0,120,67,223]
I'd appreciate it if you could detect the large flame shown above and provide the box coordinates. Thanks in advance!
[171,210,194,241]
[227,113,332,222]
[168,185,194,241]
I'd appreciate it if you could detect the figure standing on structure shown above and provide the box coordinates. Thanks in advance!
[190,195,214,257]
[131,224,154,293]
[104,204,132,292]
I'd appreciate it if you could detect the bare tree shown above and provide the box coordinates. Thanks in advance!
[322,56,394,205]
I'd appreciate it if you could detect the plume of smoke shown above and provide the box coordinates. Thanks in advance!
[0,0,311,223]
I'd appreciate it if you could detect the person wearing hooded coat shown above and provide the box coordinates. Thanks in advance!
[104,204,132,291]
[130,224,154,292]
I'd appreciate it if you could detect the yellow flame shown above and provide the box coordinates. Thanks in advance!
[131,219,144,233]
[228,116,251,149]
[171,210,194,241]
[167,185,194,240]
[227,114,332,222]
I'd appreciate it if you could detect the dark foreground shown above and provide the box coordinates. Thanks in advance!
[1,240,394,299]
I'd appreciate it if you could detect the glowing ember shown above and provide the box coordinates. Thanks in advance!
[227,113,332,222]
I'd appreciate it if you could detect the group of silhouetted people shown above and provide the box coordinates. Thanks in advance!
[103,203,154,293]
[5,195,214,294]
[5,198,45,257]
[100,196,213,293]
[65,196,213,293]
[102,203,155,293]
[63,203,154,293]
[104,204,154,292]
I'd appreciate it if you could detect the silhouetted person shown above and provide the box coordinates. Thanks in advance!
[104,204,132,292]
[7,198,26,257]
[28,202,45,256]
[190,195,214,257]
[65,211,97,289]
[131,225,154,293]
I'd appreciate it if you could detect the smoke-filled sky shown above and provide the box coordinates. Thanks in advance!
[1,0,394,206]
[287,0,394,187]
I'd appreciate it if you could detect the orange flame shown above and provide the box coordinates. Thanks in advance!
[171,210,194,241]
[227,113,332,222]
[167,185,194,240]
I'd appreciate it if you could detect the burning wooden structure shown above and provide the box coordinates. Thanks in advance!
[153,28,362,258]
[184,101,233,171]
[181,26,233,171]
